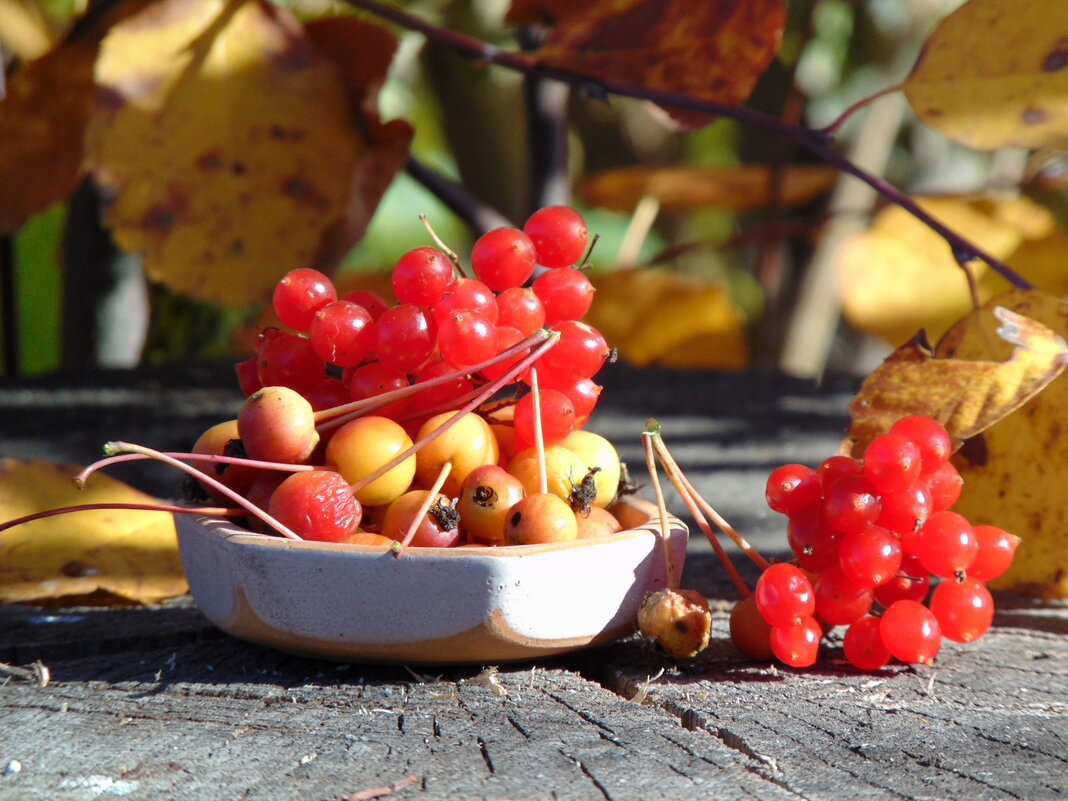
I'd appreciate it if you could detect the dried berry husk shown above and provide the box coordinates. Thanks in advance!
[637,588,711,659]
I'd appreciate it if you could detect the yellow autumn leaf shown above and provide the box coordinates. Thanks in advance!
[836,194,1068,345]
[903,0,1068,150]
[0,1,147,235]
[580,164,837,213]
[844,302,1068,457]
[84,0,371,306]
[0,459,186,604]
[585,269,749,368]
[934,290,1068,597]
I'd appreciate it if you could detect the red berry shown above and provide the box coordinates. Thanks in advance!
[523,205,588,269]
[341,289,389,321]
[471,227,537,291]
[496,287,546,335]
[930,576,994,643]
[755,563,815,627]
[392,247,454,307]
[822,474,882,535]
[890,415,951,473]
[375,304,437,374]
[843,615,892,670]
[910,510,978,579]
[765,464,822,516]
[874,552,931,607]
[537,320,609,383]
[769,616,822,667]
[268,470,362,543]
[863,433,921,494]
[787,504,843,572]
[924,460,963,512]
[256,332,325,395]
[434,278,498,326]
[879,599,941,665]
[814,564,874,626]
[533,267,595,325]
[513,388,576,447]
[273,268,336,331]
[816,455,862,490]
[308,300,375,367]
[437,311,498,370]
[838,524,902,587]
[875,480,931,535]
[968,524,1021,581]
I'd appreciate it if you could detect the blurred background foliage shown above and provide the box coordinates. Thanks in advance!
[0,0,1060,379]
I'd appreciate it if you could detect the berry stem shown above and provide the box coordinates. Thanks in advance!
[348,331,561,496]
[419,213,467,277]
[392,460,453,557]
[315,329,551,434]
[75,451,321,485]
[100,442,306,541]
[0,502,245,536]
[644,420,751,598]
[649,427,771,571]
[640,427,680,591]
[528,366,548,496]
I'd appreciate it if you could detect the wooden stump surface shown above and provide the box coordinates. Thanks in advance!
[1,364,1065,800]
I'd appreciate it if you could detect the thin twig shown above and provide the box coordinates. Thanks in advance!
[641,425,679,590]
[344,0,1033,291]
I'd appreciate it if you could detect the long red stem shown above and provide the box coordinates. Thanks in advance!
[0,503,244,535]
[641,430,680,590]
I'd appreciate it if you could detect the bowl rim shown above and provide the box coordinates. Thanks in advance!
[185,494,682,558]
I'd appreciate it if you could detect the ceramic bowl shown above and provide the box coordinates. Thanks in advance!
[174,495,687,665]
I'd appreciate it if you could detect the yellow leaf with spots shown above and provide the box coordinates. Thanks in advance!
[904,0,1068,150]
[844,300,1068,456]
[0,459,186,605]
[837,194,1068,346]
[936,290,1068,598]
[85,0,404,306]
[585,269,749,368]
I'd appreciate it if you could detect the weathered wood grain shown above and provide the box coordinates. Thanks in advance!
[2,365,1065,800]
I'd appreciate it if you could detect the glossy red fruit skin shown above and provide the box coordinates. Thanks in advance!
[496,287,545,335]
[272,268,336,332]
[843,615,892,670]
[821,474,882,535]
[513,388,576,447]
[769,616,821,667]
[341,289,389,321]
[537,320,609,383]
[879,599,942,665]
[434,278,499,326]
[755,563,815,627]
[874,552,930,607]
[533,267,595,325]
[930,577,994,643]
[375,304,437,374]
[924,460,963,512]
[308,300,375,367]
[890,415,951,473]
[968,524,1021,581]
[765,464,822,516]
[471,227,537,291]
[787,503,843,573]
[814,564,874,626]
[256,332,325,395]
[838,524,902,587]
[875,480,932,536]
[863,433,921,494]
[523,205,588,269]
[437,311,497,370]
[267,470,362,543]
[348,361,410,420]
[816,455,862,490]
[392,246,454,307]
[910,510,978,579]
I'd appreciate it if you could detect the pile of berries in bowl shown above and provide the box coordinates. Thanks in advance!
[171,206,688,663]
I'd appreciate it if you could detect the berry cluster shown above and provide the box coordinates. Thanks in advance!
[194,206,627,549]
[741,415,1020,669]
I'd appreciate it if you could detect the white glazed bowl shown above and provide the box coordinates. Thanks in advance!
[175,496,687,665]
